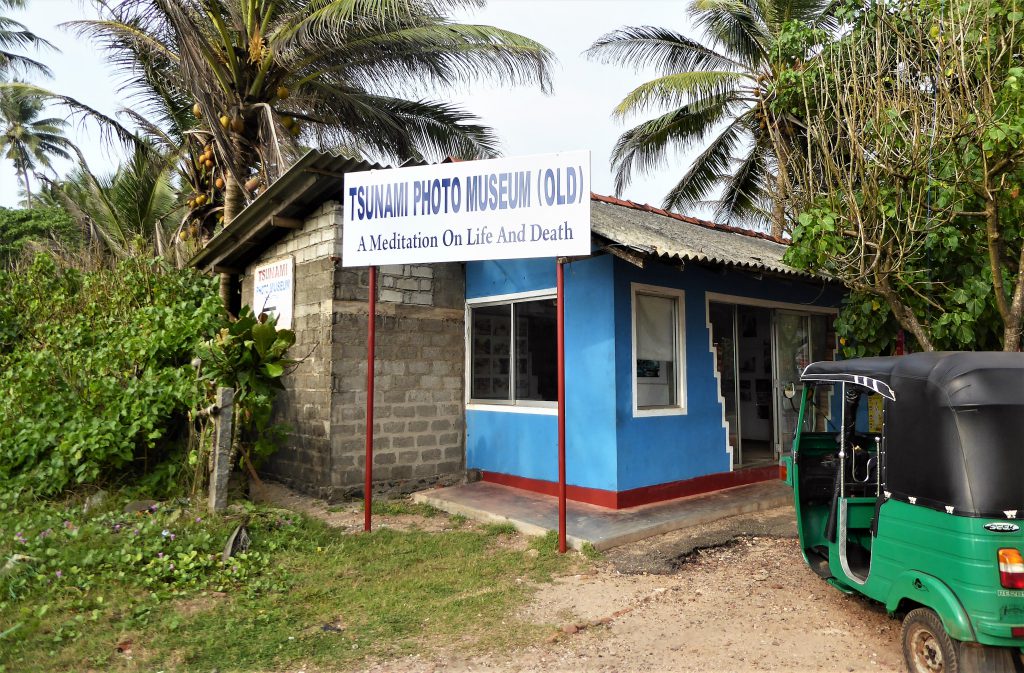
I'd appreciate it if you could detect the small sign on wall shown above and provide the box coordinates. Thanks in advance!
[253,257,294,329]
[868,393,884,433]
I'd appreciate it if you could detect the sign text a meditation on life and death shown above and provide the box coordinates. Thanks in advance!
[341,151,591,266]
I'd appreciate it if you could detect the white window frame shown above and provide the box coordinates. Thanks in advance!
[632,283,687,417]
[465,288,558,414]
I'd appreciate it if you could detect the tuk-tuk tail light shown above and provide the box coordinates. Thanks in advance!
[1012,627,1024,639]
[998,548,1024,589]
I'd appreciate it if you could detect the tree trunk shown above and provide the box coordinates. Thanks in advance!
[20,164,33,208]
[1004,246,1024,351]
[984,198,1011,323]
[877,278,935,351]
[219,165,247,312]
[771,156,786,240]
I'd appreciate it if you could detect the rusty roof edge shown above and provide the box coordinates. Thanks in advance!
[588,203,826,280]
[589,192,787,245]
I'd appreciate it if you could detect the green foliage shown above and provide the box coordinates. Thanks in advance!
[587,1,839,232]
[0,254,223,501]
[580,542,602,560]
[0,494,582,673]
[196,306,295,470]
[788,208,1005,354]
[0,86,75,205]
[58,144,180,260]
[0,206,77,268]
[0,499,281,607]
[483,522,519,536]
[780,0,1024,350]
[367,499,439,518]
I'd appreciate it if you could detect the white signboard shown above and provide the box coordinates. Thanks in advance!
[342,150,591,266]
[253,257,294,329]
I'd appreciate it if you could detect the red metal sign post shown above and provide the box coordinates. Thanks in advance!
[557,260,567,553]
[364,265,377,532]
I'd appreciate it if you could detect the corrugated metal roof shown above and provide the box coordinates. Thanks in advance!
[590,194,813,278]
[190,149,388,272]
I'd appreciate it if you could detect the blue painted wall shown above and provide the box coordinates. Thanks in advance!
[466,258,556,298]
[465,254,619,490]
[611,259,841,491]
[465,252,843,495]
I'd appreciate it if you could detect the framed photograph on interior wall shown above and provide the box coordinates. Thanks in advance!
[637,359,661,378]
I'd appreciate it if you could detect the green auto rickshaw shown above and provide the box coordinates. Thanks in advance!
[781,352,1024,673]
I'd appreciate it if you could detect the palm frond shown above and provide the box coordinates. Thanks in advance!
[708,136,771,228]
[293,23,555,94]
[689,0,770,68]
[586,25,744,74]
[660,113,750,210]
[614,71,751,118]
[0,12,55,78]
[610,93,736,196]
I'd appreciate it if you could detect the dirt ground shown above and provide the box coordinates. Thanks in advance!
[256,484,905,673]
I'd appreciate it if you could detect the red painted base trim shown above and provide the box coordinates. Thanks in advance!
[480,464,781,510]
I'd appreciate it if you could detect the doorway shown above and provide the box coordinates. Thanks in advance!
[709,301,833,468]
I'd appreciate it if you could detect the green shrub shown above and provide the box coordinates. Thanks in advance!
[0,206,78,269]
[196,306,296,474]
[0,254,224,502]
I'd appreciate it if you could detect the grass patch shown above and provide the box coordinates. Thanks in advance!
[368,498,440,518]
[0,493,583,672]
[483,522,518,536]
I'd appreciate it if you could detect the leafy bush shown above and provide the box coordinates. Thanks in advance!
[196,307,296,474]
[0,206,79,268]
[0,498,287,605]
[0,254,224,502]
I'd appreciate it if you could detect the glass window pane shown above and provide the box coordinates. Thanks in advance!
[636,293,678,408]
[514,299,557,401]
[636,294,676,361]
[470,304,511,400]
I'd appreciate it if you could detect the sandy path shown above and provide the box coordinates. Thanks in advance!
[358,536,904,673]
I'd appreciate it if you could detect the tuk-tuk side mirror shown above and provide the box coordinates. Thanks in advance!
[780,454,794,487]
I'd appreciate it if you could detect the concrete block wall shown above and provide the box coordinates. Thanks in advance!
[241,202,340,498]
[330,260,466,498]
[240,200,467,500]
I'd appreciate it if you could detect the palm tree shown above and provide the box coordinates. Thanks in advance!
[72,0,554,217]
[57,143,179,259]
[588,0,836,236]
[72,0,554,305]
[0,0,53,79]
[0,86,74,206]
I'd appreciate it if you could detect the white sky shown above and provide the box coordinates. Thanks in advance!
[1,0,701,213]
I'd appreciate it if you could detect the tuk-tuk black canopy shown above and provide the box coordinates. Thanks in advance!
[801,352,1024,518]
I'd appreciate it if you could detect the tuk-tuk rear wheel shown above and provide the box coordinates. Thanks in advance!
[902,608,958,673]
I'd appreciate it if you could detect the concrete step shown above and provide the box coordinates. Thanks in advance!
[413,479,792,551]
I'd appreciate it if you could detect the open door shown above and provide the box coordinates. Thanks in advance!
[774,313,833,458]
[773,312,811,459]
